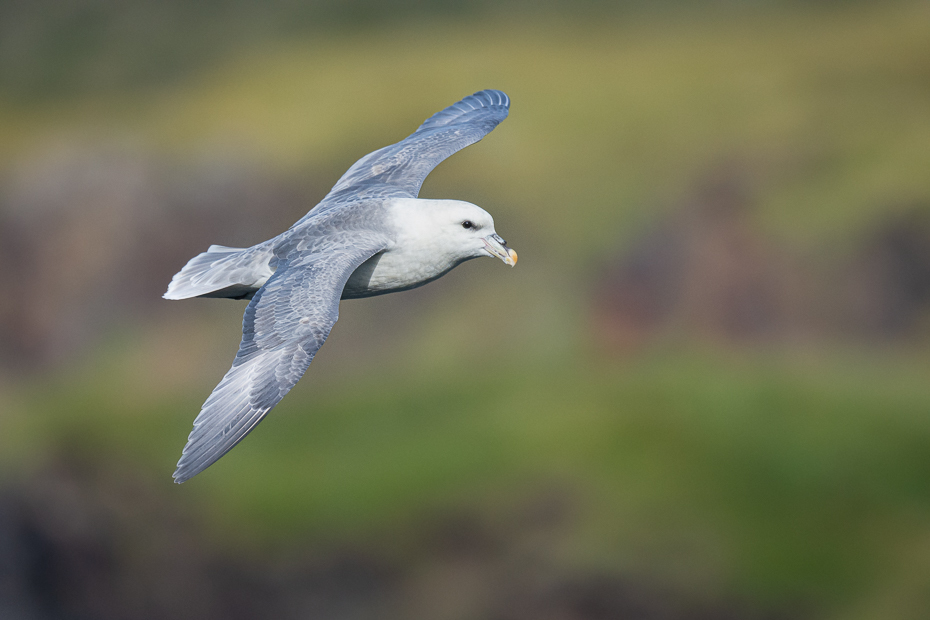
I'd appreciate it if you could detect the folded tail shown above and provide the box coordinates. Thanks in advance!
[164,244,275,300]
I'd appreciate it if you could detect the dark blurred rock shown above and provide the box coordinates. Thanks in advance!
[0,458,398,620]
[591,165,930,352]
[0,462,789,620]
[493,575,781,620]
[843,207,930,339]
[592,166,808,352]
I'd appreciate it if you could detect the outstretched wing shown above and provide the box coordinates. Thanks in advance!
[173,232,388,483]
[321,89,510,204]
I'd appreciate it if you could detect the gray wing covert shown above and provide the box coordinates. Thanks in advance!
[321,89,510,204]
[173,232,388,483]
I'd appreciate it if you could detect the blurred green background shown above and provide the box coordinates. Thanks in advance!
[2,1,930,618]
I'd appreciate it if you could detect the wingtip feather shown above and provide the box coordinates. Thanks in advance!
[416,89,510,133]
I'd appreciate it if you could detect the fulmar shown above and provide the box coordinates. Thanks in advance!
[165,89,516,483]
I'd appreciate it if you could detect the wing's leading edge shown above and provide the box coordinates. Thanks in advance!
[320,89,510,205]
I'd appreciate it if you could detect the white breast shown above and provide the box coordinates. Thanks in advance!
[341,250,458,298]
[341,197,473,299]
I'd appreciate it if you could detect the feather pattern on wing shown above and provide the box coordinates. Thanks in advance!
[302,90,510,217]
[173,231,389,482]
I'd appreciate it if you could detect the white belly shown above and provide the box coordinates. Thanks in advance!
[341,248,468,299]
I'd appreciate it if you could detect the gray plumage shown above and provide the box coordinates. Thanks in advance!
[166,90,515,483]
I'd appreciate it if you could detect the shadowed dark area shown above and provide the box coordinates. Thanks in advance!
[0,462,786,620]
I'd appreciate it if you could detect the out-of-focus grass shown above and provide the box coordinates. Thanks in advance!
[5,342,930,615]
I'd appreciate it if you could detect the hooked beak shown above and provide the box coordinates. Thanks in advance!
[483,233,518,266]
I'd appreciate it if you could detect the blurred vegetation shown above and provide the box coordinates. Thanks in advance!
[2,1,930,619]
[0,0,861,101]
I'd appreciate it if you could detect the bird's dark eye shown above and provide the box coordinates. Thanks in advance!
[462,220,475,229]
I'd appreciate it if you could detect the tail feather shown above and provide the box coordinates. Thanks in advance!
[164,244,275,300]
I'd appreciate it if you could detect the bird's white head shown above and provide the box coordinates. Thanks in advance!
[390,198,517,268]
